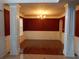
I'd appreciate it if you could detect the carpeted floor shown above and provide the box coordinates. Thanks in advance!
[20,40,64,55]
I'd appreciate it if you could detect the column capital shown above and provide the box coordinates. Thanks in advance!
[64,2,76,9]
[9,3,20,19]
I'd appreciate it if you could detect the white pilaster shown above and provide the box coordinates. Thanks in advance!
[9,4,20,55]
[59,19,63,43]
[0,4,6,57]
[64,3,75,57]
[59,20,63,32]
[16,5,20,36]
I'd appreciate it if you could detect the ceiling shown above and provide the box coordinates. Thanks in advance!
[5,0,79,18]
[20,3,65,18]
[20,0,79,18]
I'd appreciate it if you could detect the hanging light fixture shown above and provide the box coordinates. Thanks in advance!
[37,15,46,19]
[36,10,47,19]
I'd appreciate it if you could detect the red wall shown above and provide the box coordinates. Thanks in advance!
[23,18,59,31]
[60,17,65,32]
[4,9,10,36]
[75,10,79,36]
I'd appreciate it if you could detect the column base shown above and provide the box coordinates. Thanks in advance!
[63,50,75,57]
[10,51,20,56]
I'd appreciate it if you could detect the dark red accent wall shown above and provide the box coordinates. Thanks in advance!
[60,17,65,32]
[75,10,79,36]
[23,18,59,31]
[4,9,10,36]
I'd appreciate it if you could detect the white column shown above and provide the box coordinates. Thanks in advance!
[9,4,20,55]
[64,3,75,57]
[0,4,6,57]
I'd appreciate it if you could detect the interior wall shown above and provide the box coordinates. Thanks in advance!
[23,31,60,40]
[4,9,79,40]
[3,4,79,57]
[60,17,65,32]
[4,7,79,56]
[4,9,10,36]
[23,18,60,40]
[23,18,59,31]
[75,10,79,36]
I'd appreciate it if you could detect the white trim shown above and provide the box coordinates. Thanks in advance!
[4,0,59,3]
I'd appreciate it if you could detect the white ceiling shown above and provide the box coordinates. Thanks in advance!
[20,3,65,18]
[20,0,79,18]
[5,0,79,18]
